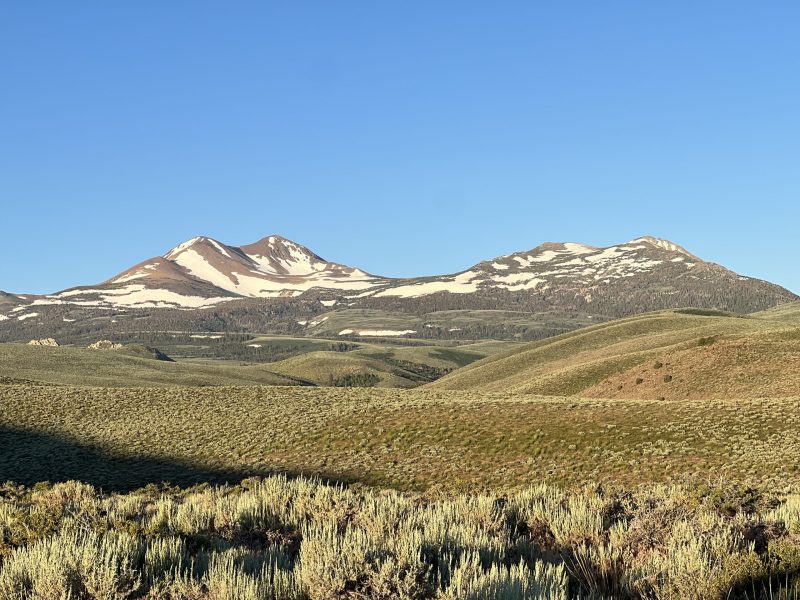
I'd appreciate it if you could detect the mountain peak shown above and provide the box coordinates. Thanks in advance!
[627,236,695,257]
[163,236,232,260]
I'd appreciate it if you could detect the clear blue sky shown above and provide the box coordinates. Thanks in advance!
[1,2,798,294]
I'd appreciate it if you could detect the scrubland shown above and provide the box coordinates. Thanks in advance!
[4,474,800,599]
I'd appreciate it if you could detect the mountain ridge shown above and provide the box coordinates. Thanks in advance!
[0,234,796,342]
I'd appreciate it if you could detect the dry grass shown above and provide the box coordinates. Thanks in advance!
[2,384,800,493]
[0,344,305,388]
[431,310,800,397]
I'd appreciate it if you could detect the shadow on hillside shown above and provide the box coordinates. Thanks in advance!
[0,426,306,492]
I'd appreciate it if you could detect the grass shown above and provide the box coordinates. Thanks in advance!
[0,335,518,389]
[431,309,800,397]
[4,305,800,597]
[0,344,307,387]
[752,301,800,323]
[2,384,800,493]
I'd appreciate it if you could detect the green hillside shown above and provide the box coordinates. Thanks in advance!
[430,308,800,398]
[0,344,305,387]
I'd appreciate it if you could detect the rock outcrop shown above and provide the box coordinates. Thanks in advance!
[28,338,59,347]
[88,340,124,350]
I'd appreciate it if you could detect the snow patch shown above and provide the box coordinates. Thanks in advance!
[17,312,38,321]
[375,271,480,298]
[208,239,232,258]
[164,237,203,259]
[112,262,161,284]
[339,329,416,337]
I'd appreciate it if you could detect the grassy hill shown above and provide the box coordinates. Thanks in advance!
[0,336,519,389]
[430,307,800,398]
[267,339,523,387]
[752,300,800,322]
[0,344,307,387]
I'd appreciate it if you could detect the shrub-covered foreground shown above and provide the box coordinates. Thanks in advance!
[3,476,800,599]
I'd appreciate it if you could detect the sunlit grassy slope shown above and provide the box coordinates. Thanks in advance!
[0,344,306,387]
[752,299,800,322]
[430,307,800,398]
[267,339,523,387]
[2,384,800,492]
[0,336,520,388]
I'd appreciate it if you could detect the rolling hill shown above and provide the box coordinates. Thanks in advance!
[0,335,518,389]
[0,343,307,388]
[431,305,800,398]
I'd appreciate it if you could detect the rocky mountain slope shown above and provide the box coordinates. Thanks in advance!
[0,234,795,342]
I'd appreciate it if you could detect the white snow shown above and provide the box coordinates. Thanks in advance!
[320,299,337,307]
[63,318,75,322]
[344,289,381,299]
[563,243,596,254]
[375,271,480,298]
[527,251,560,263]
[190,334,223,339]
[164,237,203,260]
[339,329,416,337]
[491,262,510,270]
[208,239,232,258]
[247,238,326,276]
[629,237,691,256]
[94,285,231,308]
[172,247,379,297]
[17,312,38,321]
[170,249,244,293]
[112,262,161,284]
[0,315,8,321]
[247,343,262,348]
[503,277,547,291]
[297,320,308,326]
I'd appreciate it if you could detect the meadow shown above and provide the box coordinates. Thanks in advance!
[2,384,800,494]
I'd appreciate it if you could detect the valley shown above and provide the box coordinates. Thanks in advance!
[2,240,800,599]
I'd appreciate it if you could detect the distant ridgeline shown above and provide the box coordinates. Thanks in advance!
[1,235,795,343]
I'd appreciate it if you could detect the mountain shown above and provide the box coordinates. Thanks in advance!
[1,234,796,342]
[29,235,384,309]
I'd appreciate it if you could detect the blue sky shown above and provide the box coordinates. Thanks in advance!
[1,2,798,294]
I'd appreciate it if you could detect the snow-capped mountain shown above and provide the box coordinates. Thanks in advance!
[372,236,702,299]
[1,235,796,324]
[24,235,384,310]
